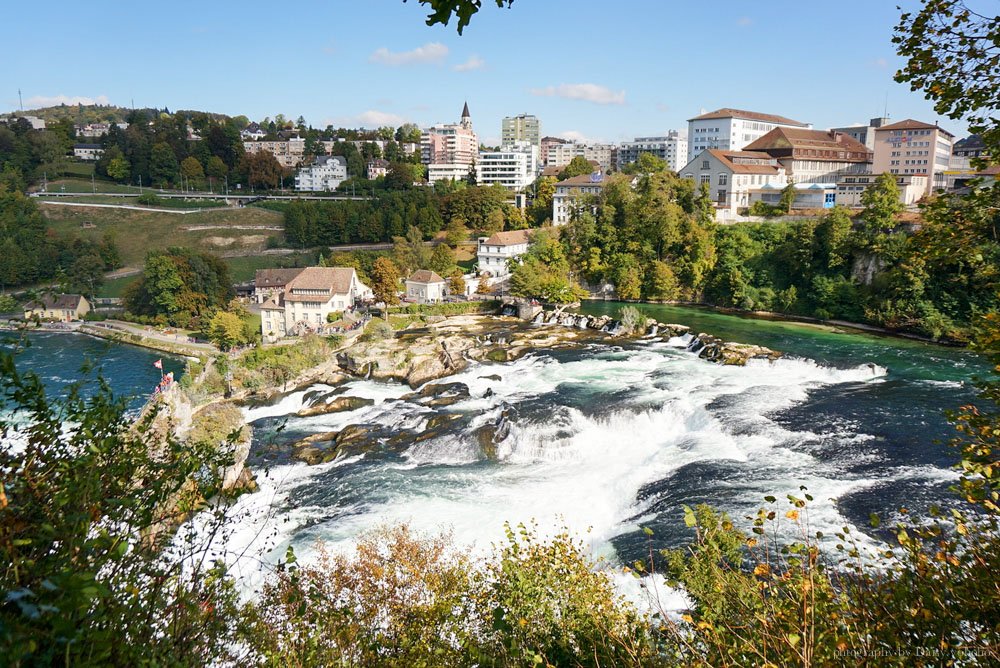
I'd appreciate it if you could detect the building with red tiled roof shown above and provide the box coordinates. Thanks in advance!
[687,107,811,162]
[678,149,787,221]
[477,230,533,279]
[743,128,872,183]
[259,267,372,342]
[405,269,448,303]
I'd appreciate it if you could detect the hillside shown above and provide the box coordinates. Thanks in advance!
[38,201,286,267]
[4,104,234,125]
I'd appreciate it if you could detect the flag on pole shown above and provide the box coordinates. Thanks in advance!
[154,359,163,370]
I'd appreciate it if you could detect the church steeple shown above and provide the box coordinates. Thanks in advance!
[460,101,472,128]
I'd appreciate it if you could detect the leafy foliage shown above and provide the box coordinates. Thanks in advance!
[123,247,234,328]
[0,352,243,665]
[894,1,1000,165]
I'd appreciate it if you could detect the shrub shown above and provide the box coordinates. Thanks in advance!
[136,192,164,206]
[619,305,645,335]
[360,318,394,342]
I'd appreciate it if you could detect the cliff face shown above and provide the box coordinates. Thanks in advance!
[140,384,255,497]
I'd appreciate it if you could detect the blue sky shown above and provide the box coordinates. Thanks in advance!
[3,0,969,143]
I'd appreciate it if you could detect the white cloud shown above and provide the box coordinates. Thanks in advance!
[327,110,407,128]
[322,41,337,55]
[656,102,670,112]
[453,55,485,72]
[737,16,753,26]
[529,83,625,105]
[24,94,110,108]
[871,57,889,68]
[558,130,589,143]
[369,42,448,66]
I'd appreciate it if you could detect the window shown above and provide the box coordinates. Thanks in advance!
[717,190,727,204]
[702,160,710,169]
[718,173,728,185]
[700,175,711,185]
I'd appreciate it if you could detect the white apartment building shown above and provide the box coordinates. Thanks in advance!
[545,142,615,172]
[295,155,348,191]
[616,131,688,172]
[872,119,955,196]
[476,142,540,191]
[243,138,306,168]
[830,117,891,151]
[501,114,541,147]
[73,144,104,161]
[687,108,811,162]
[679,149,786,221]
[552,173,616,225]
[477,230,531,279]
[260,267,372,342]
[836,173,927,207]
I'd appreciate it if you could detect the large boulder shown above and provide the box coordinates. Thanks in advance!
[297,395,374,417]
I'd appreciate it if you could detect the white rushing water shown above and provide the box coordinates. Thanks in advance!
[214,338,895,600]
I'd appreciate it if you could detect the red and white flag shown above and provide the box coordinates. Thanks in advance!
[153,359,163,370]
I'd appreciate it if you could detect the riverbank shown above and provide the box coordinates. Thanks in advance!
[582,299,968,347]
[2,319,214,358]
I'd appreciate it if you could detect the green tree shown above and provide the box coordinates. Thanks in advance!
[860,172,904,237]
[445,216,470,247]
[644,260,679,301]
[448,271,466,295]
[240,150,283,190]
[66,252,105,298]
[484,207,505,234]
[208,310,250,350]
[107,156,130,182]
[815,206,854,271]
[894,1,1000,163]
[558,155,595,181]
[149,142,178,188]
[180,156,205,189]
[429,243,456,276]
[779,181,797,214]
[0,353,243,665]
[370,256,401,308]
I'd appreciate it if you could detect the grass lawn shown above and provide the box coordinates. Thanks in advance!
[98,275,138,298]
[225,253,318,283]
[40,202,287,266]
[42,177,144,194]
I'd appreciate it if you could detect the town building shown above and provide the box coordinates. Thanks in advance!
[240,122,266,141]
[73,144,104,161]
[871,119,955,196]
[476,142,540,191]
[295,155,348,191]
[23,294,90,321]
[405,270,448,303]
[477,229,532,279]
[76,122,128,138]
[679,149,786,220]
[749,182,838,211]
[502,114,541,148]
[953,135,988,161]
[830,117,891,150]
[545,142,615,172]
[540,136,569,165]
[616,131,688,172]
[687,108,811,162]
[260,267,372,342]
[743,128,872,183]
[253,268,306,304]
[367,159,390,180]
[835,173,927,207]
[422,102,479,184]
[552,172,617,225]
[243,138,306,168]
